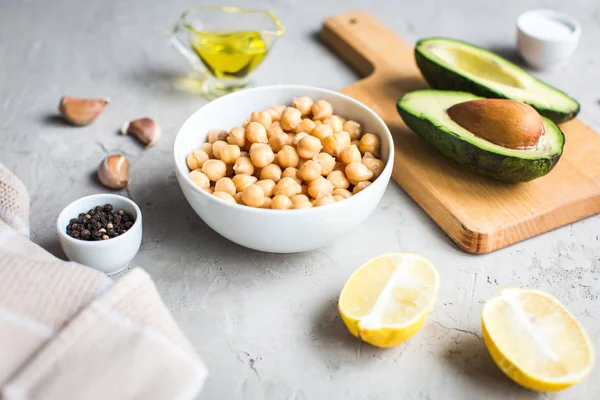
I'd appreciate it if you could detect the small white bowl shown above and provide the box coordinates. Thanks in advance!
[173,85,394,253]
[517,9,581,69]
[57,194,143,275]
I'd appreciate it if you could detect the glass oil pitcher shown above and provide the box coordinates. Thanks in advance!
[169,6,285,98]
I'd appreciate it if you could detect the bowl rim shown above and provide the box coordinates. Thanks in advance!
[517,9,581,43]
[173,84,395,215]
[56,193,142,246]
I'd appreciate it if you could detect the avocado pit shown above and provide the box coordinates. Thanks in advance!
[447,99,544,149]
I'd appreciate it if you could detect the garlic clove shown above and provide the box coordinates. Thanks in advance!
[121,117,160,147]
[58,96,109,126]
[98,154,129,189]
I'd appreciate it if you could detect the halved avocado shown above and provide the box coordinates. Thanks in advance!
[396,90,565,183]
[415,37,580,123]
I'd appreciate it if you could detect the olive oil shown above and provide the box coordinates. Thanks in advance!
[191,31,268,81]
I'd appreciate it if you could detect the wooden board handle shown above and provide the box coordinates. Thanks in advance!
[320,11,415,79]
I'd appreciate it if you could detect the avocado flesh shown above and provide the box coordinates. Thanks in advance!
[415,38,580,123]
[396,90,565,183]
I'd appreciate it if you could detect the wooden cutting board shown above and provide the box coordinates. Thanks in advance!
[320,11,600,254]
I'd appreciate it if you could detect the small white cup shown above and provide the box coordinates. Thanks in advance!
[57,194,142,275]
[517,9,581,70]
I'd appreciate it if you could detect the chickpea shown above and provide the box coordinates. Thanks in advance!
[359,133,380,157]
[323,116,343,133]
[265,104,286,122]
[327,170,350,189]
[186,149,209,170]
[211,140,228,160]
[297,135,323,159]
[267,121,284,139]
[276,145,300,168]
[227,127,246,147]
[351,139,361,147]
[201,159,227,181]
[201,142,214,158]
[308,176,334,199]
[240,151,249,158]
[260,164,282,182]
[340,144,362,164]
[291,194,313,209]
[297,158,309,170]
[249,144,275,168]
[281,107,302,131]
[345,162,373,185]
[333,195,345,202]
[310,124,333,141]
[189,170,210,189]
[353,181,372,194]
[298,160,322,182]
[262,196,272,209]
[232,174,258,193]
[271,195,293,210]
[268,132,291,153]
[213,191,237,204]
[274,177,302,197]
[215,177,236,196]
[245,122,268,143]
[343,120,363,141]
[242,184,265,208]
[313,120,323,126]
[313,152,336,176]
[220,144,241,164]
[295,118,317,134]
[255,179,276,197]
[363,151,376,159]
[234,192,244,204]
[242,120,250,128]
[321,135,341,158]
[292,96,314,115]
[362,158,385,180]
[301,184,309,196]
[314,194,336,207]
[251,111,272,129]
[311,100,333,121]
[335,131,351,151]
[282,167,302,184]
[233,156,255,176]
[333,188,352,199]
[205,187,214,194]
[208,128,227,144]
[292,132,308,146]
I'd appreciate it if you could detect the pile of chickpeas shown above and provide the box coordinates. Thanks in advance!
[186,97,385,210]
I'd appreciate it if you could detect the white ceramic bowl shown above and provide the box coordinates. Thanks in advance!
[174,85,394,253]
[517,9,581,69]
[57,194,143,275]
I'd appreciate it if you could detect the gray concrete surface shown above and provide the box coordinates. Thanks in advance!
[2,0,600,398]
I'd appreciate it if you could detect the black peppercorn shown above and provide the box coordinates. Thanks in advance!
[66,203,135,241]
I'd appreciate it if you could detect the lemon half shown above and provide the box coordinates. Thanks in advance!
[482,288,594,391]
[338,253,440,348]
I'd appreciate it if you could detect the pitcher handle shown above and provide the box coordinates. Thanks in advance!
[168,21,204,71]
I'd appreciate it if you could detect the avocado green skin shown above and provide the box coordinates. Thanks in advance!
[415,38,580,124]
[396,102,565,183]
